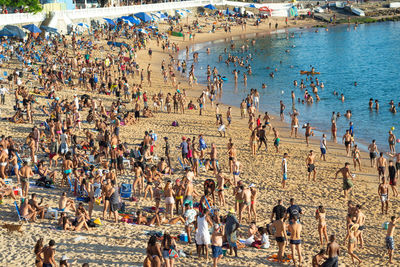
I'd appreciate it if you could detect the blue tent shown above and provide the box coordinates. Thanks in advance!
[0,28,15,37]
[204,4,216,10]
[103,18,116,26]
[22,24,42,33]
[134,12,152,23]
[121,16,140,25]
[40,26,59,35]
[3,25,25,39]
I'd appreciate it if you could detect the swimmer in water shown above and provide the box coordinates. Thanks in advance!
[341,94,345,102]
[375,100,379,110]
[262,84,267,89]
[369,98,373,109]
[354,82,357,86]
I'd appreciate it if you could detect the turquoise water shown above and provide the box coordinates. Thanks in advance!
[183,22,400,151]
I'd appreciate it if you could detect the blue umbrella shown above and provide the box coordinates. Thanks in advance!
[3,25,25,39]
[103,18,116,26]
[246,4,256,8]
[77,23,89,28]
[204,4,216,10]
[134,12,152,23]
[22,24,42,34]
[40,26,59,35]
[0,28,15,37]
[146,25,158,30]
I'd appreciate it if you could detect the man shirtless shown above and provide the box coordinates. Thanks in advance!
[304,123,315,146]
[388,131,396,154]
[378,176,390,215]
[377,152,387,181]
[335,163,354,199]
[232,158,241,187]
[62,153,74,187]
[227,142,237,174]
[342,130,352,157]
[288,217,303,266]
[41,240,57,267]
[0,145,8,179]
[211,224,224,267]
[322,235,340,267]
[59,192,76,212]
[270,216,288,263]
[306,150,316,181]
[368,140,379,167]
[28,193,47,219]
[209,143,218,175]
[216,170,227,206]
[257,125,268,152]
[19,161,34,198]
[386,216,398,264]
[238,185,251,223]
[173,179,184,214]
[355,205,366,248]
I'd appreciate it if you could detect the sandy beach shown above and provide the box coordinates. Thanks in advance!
[0,11,397,267]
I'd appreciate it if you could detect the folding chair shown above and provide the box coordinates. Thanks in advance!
[14,201,29,222]
[120,183,132,198]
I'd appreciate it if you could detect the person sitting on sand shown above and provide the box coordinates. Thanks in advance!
[0,183,17,201]
[20,198,37,222]
[145,235,163,267]
[312,249,327,267]
[28,193,47,220]
[59,192,76,212]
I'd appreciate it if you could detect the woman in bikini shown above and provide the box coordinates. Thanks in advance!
[352,145,362,171]
[344,224,362,264]
[34,237,44,267]
[250,130,258,156]
[315,205,328,246]
[145,235,163,267]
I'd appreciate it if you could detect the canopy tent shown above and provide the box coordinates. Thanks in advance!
[121,16,140,25]
[103,18,116,26]
[40,26,59,35]
[259,6,273,13]
[134,12,152,23]
[3,25,25,39]
[0,28,15,37]
[152,11,167,19]
[22,24,41,33]
[204,4,216,10]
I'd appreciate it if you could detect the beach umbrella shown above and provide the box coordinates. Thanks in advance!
[22,24,41,34]
[122,16,140,25]
[184,9,192,13]
[134,12,152,23]
[40,25,59,35]
[138,29,148,34]
[77,23,90,28]
[0,28,15,37]
[147,25,158,30]
[3,25,25,39]
[204,4,216,10]
[246,4,257,8]
[103,18,116,26]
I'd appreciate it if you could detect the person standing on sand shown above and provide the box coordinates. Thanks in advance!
[304,123,315,146]
[257,125,267,152]
[282,153,288,189]
[388,160,398,197]
[211,224,224,267]
[315,205,328,246]
[344,224,362,265]
[320,134,327,161]
[335,162,354,199]
[378,176,390,215]
[19,160,34,198]
[355,205,366,249]
[342,130,352,157]
[270,215,288,263]
[272,128,280,153]
[41,239,57,267]
[195,209,213,261]
[288,217,303,266]
[290,113,299,138]
[322,235,340,267]
[306,150,316,181]
[225,209,239,257]
[386,216,398,264]
[368,139,379,167]
[352,144,362,171]
[388,131,396,154]
[377,152,387,181]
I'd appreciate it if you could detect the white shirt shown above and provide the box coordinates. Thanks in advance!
[282,158,287,173]
[0,87,8,95]
[320,137,326,149]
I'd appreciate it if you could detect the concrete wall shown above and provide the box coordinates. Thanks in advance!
[0,0,293,29]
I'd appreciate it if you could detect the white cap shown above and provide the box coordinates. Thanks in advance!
[249,183,255,188]
[61,255,69,261]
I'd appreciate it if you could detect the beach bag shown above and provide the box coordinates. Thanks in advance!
[172,121,179,127]
[168,249,179,258]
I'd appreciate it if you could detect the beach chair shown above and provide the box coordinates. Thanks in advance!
[14,201,29,222]
[120,183,132,198]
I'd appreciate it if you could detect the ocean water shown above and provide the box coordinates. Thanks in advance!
[181,21,400,151]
